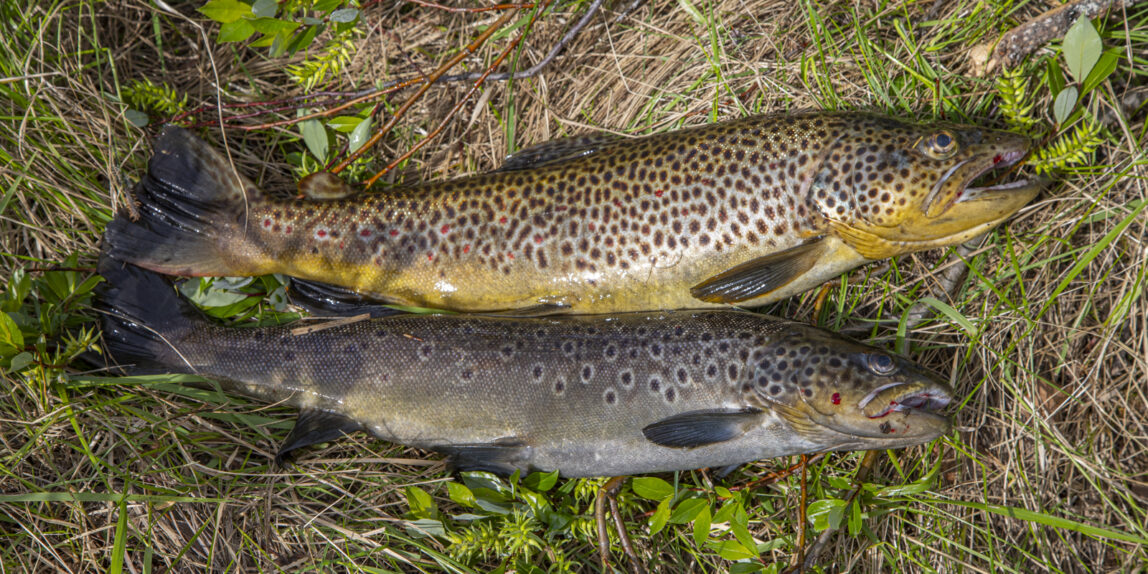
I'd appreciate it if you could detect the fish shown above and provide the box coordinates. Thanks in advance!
[95,257,954,477]
[104,111,1039,314]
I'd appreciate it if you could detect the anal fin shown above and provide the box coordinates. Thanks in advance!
[690,238,827,304]
[437,438,532,475]
[289,277,404,318]
[276,408,364,465]
[641,407,764,449]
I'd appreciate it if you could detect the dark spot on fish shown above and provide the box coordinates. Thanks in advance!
[649,377,661,392]
[665,387,676,402]
[582,365,594,383]
[605,389,617,405]
[283,351,295,361]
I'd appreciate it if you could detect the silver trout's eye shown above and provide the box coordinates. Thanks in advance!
[867,353,898,375]
[919,130,959,160]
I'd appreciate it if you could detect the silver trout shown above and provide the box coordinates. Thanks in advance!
[104,112,1038,314]
[96,258,953,477]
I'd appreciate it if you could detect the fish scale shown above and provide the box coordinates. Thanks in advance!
[106,111,1038,313]
[96,259,954,477]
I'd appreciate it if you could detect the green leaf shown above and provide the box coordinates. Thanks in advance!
[315,0,344,10]
[124,109,149,128]
[1081,48,1119,95]
[404,518,446,538]
[300,119,329,161]
[692,504,711,547]
[251,0,277,18]
[712,499,737,523]
[807,498,847,532]
[198,0,253,24]
[1063,16,1102,83]
[7,351,33,372]
[847,498,863,536]
[523,469,558,492]
[730,505,757,557]
[217,18,256,42]
[330,8,359,23]
[669,497,709,524]
[677,0,705,26]
[1053,86,1078,125]
[942,499,1148,545]
[405,486,436,519]
[1046,58,1066,95]
[0,311,25,356]
[649,497,672,535]
[248,17,300,35]
[447,481,476,508]
[327,116,362,132]
[631,477,673,501]
[350,117,373,153]
[709,539,757,561]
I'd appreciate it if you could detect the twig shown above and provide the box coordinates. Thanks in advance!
[331,9,518,174]
[403,0,536,13]
[289,313,371,336]
[796,451,880,571]
[970,0,1143,75]
[364,1,550,186]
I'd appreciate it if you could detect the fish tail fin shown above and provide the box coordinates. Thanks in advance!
[94,255,204,375]
[104,125,261,277]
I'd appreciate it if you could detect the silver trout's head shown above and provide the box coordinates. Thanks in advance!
[807,113,1040,260]
[750,324,953,450]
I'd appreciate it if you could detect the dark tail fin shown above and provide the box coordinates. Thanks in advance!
[104,126,256,277]
[95,255,204,375]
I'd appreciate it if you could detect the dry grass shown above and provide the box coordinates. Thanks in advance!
[1,0,1146,572]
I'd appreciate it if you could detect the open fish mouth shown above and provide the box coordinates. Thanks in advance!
[859,382,953,419]
[927,149,1034,216]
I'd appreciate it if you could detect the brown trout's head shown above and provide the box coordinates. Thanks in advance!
[750,325,952,450]
[810,114,1040,259]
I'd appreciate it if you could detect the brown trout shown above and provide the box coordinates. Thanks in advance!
[96,258,953,477]
[106,112,1038,314]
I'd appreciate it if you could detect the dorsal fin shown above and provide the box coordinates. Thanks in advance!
[497,133,622,172]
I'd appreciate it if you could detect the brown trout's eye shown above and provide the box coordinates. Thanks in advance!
[866,353,898,375]
[919,130,959,160]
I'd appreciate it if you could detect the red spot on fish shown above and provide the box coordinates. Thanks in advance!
[360,229,371,237]
[427,253,434,261]
[507,252,515,259]
[285,226,293,234]
[534,235,543,244]
[499,216,508,224]
[263,218,272,228]
[389,230,399,236]
[993,154,1003,164]
[441,224,450,234]
[655,189,664,197]
[463,244,471,254]
[557,205,568,211]
[338,241,345,249]
[317,229,327,238]
[614,199,624,208]
[832,393,841,405]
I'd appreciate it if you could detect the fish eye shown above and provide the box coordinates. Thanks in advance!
[867,353,898,375]
[919,130,958,159]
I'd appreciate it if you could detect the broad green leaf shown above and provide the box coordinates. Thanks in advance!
[124,109,149,128]
[404,486,435,518]
[807,498,847,531]
[709,539,757,561]
[729,563,765,574]
[0,311,26,355]
[1046,58,1066,95]
[460,471,512,496]
[300,119,329,161]
[315,0,344,10]
[669,497,709,524]
[1063,16,1102,82]
[1053,86,1078,125]
[848,498,863,535]
[327,116,362,132]
[286,24,323,55]
[7,351,33,372]
[523,469,559,492]
[446,482,476,507]
[350,117,373,153]
[404,518,446,538]
[251,0,277,17]
[649,497,672,535]
[712,499,738,523]
[1081,49,1119,95]
[692,504,711,547]
[330,8,359,23]
[632,477,673,501]
[217,18,256,43]
[248,17,300,35]
[198,0,252,24]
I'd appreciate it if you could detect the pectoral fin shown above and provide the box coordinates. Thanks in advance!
[497,133,621,172]
[438,438,532,475]
[641,407,764,449]
[276,409,365,465]
[690,238,827,304]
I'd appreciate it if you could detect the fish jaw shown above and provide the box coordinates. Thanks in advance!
[820,122,1040,261]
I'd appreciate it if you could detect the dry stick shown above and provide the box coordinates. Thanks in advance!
[364,1,549,186]
[403,0,536,13]
[974,0,1144,74]
[791,454,810,573]
[596,476,629,572]
[609,494,648,574]
[331,9,518,174]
